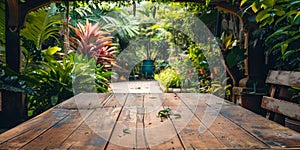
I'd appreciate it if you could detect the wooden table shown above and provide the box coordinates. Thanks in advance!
[0,93,299,149]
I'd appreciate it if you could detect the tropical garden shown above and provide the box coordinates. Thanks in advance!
[0,0,299,126]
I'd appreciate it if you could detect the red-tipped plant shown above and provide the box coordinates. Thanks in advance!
[69,20,117,69]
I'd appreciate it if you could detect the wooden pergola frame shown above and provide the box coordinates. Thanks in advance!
[2,0,265,128]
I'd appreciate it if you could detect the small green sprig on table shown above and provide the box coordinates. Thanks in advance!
[157,108,181,122]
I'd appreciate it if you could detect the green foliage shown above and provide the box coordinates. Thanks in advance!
[226,46,246,68]
[157,107,181,122]
[154,68,181,88]
[21,4,63,49]
[187,43,208,69]
[24,48,74,117]
[289,86,300,104]
[219,34,245,68]
[72,53,111,93]
[0,1,5,44]
[211,77,232,99]
[241,0,300,70]
[155,60,169,73]
[68,1,139,51]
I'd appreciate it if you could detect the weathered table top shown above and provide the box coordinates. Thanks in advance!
[0,93,299,149]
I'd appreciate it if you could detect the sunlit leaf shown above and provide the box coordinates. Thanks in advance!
[256,10,270,22]
[281,43,289,55]
[261,0,275,7]
[241,0,247,6]
[252,2,259,13]
[45,46,61,56]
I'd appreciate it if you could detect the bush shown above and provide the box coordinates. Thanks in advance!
[154,68,181,88]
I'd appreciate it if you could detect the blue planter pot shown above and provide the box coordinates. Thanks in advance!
[142,60,154,79]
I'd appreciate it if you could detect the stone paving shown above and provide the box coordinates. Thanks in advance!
[109,80,163,93]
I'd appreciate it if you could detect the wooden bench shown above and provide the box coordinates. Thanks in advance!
[261,70,300,132]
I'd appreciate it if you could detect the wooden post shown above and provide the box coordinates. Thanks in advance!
[0,0,24,128]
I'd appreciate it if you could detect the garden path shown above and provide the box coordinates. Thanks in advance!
[110,80,163,93]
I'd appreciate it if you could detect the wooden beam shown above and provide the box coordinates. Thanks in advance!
[19,0,52,28]
[266,70,300,87]
[0,0,24,128]
[262,96,300,120]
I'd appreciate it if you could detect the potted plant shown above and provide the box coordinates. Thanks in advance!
[138,39,158,79]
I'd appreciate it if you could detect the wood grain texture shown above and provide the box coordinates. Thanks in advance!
[220,104,300,149]
[178,93,268,149]
[1,93,300,149]
[266,70,300,87]
[164,93,226,149]
[262,96,300,120]
[0,108,69,149]
[20,110,94,149]
[106,94,145,149]
[143,94,183,149]
[58,94,126,149]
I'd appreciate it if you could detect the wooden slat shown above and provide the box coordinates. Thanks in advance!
[178,93,269,149]
[0,93,111,149]
[1,93,300,149]
[143,94,183,149]
[56,93,111,109]
[106,93,146,149]
[0,108,69,149]
[163,93,226,149]
[266,70,300,87]
[262,96,300,120]
[220,104,300,148]
[20,109,94,149]
[58,94,127,149]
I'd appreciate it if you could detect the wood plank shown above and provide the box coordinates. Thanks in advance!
[56,93,111,109]
[0,108,69,149]
[178,93,269,149]
[220,104,300,148]
[266,70,300,87]
[163,93,226,149]
[106,93,147,149]
[262,96,300,120]
[20,109,94,149]
[58,93,127,149]
[0,93,110,149]
[143,93,184,149]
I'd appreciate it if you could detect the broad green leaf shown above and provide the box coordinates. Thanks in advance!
[286,10,298,17]
[282,49,300,60]
[266,25,292,41]
[274,10,285,16]
[206,0,211,6]
[293,11,300,23]
[261,0,275,7]
[267,17,274,25]
[259,19,269,28]
[256,10,270,22]
[45,46,61,56]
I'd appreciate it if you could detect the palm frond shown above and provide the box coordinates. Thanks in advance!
[21,4,63,49]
